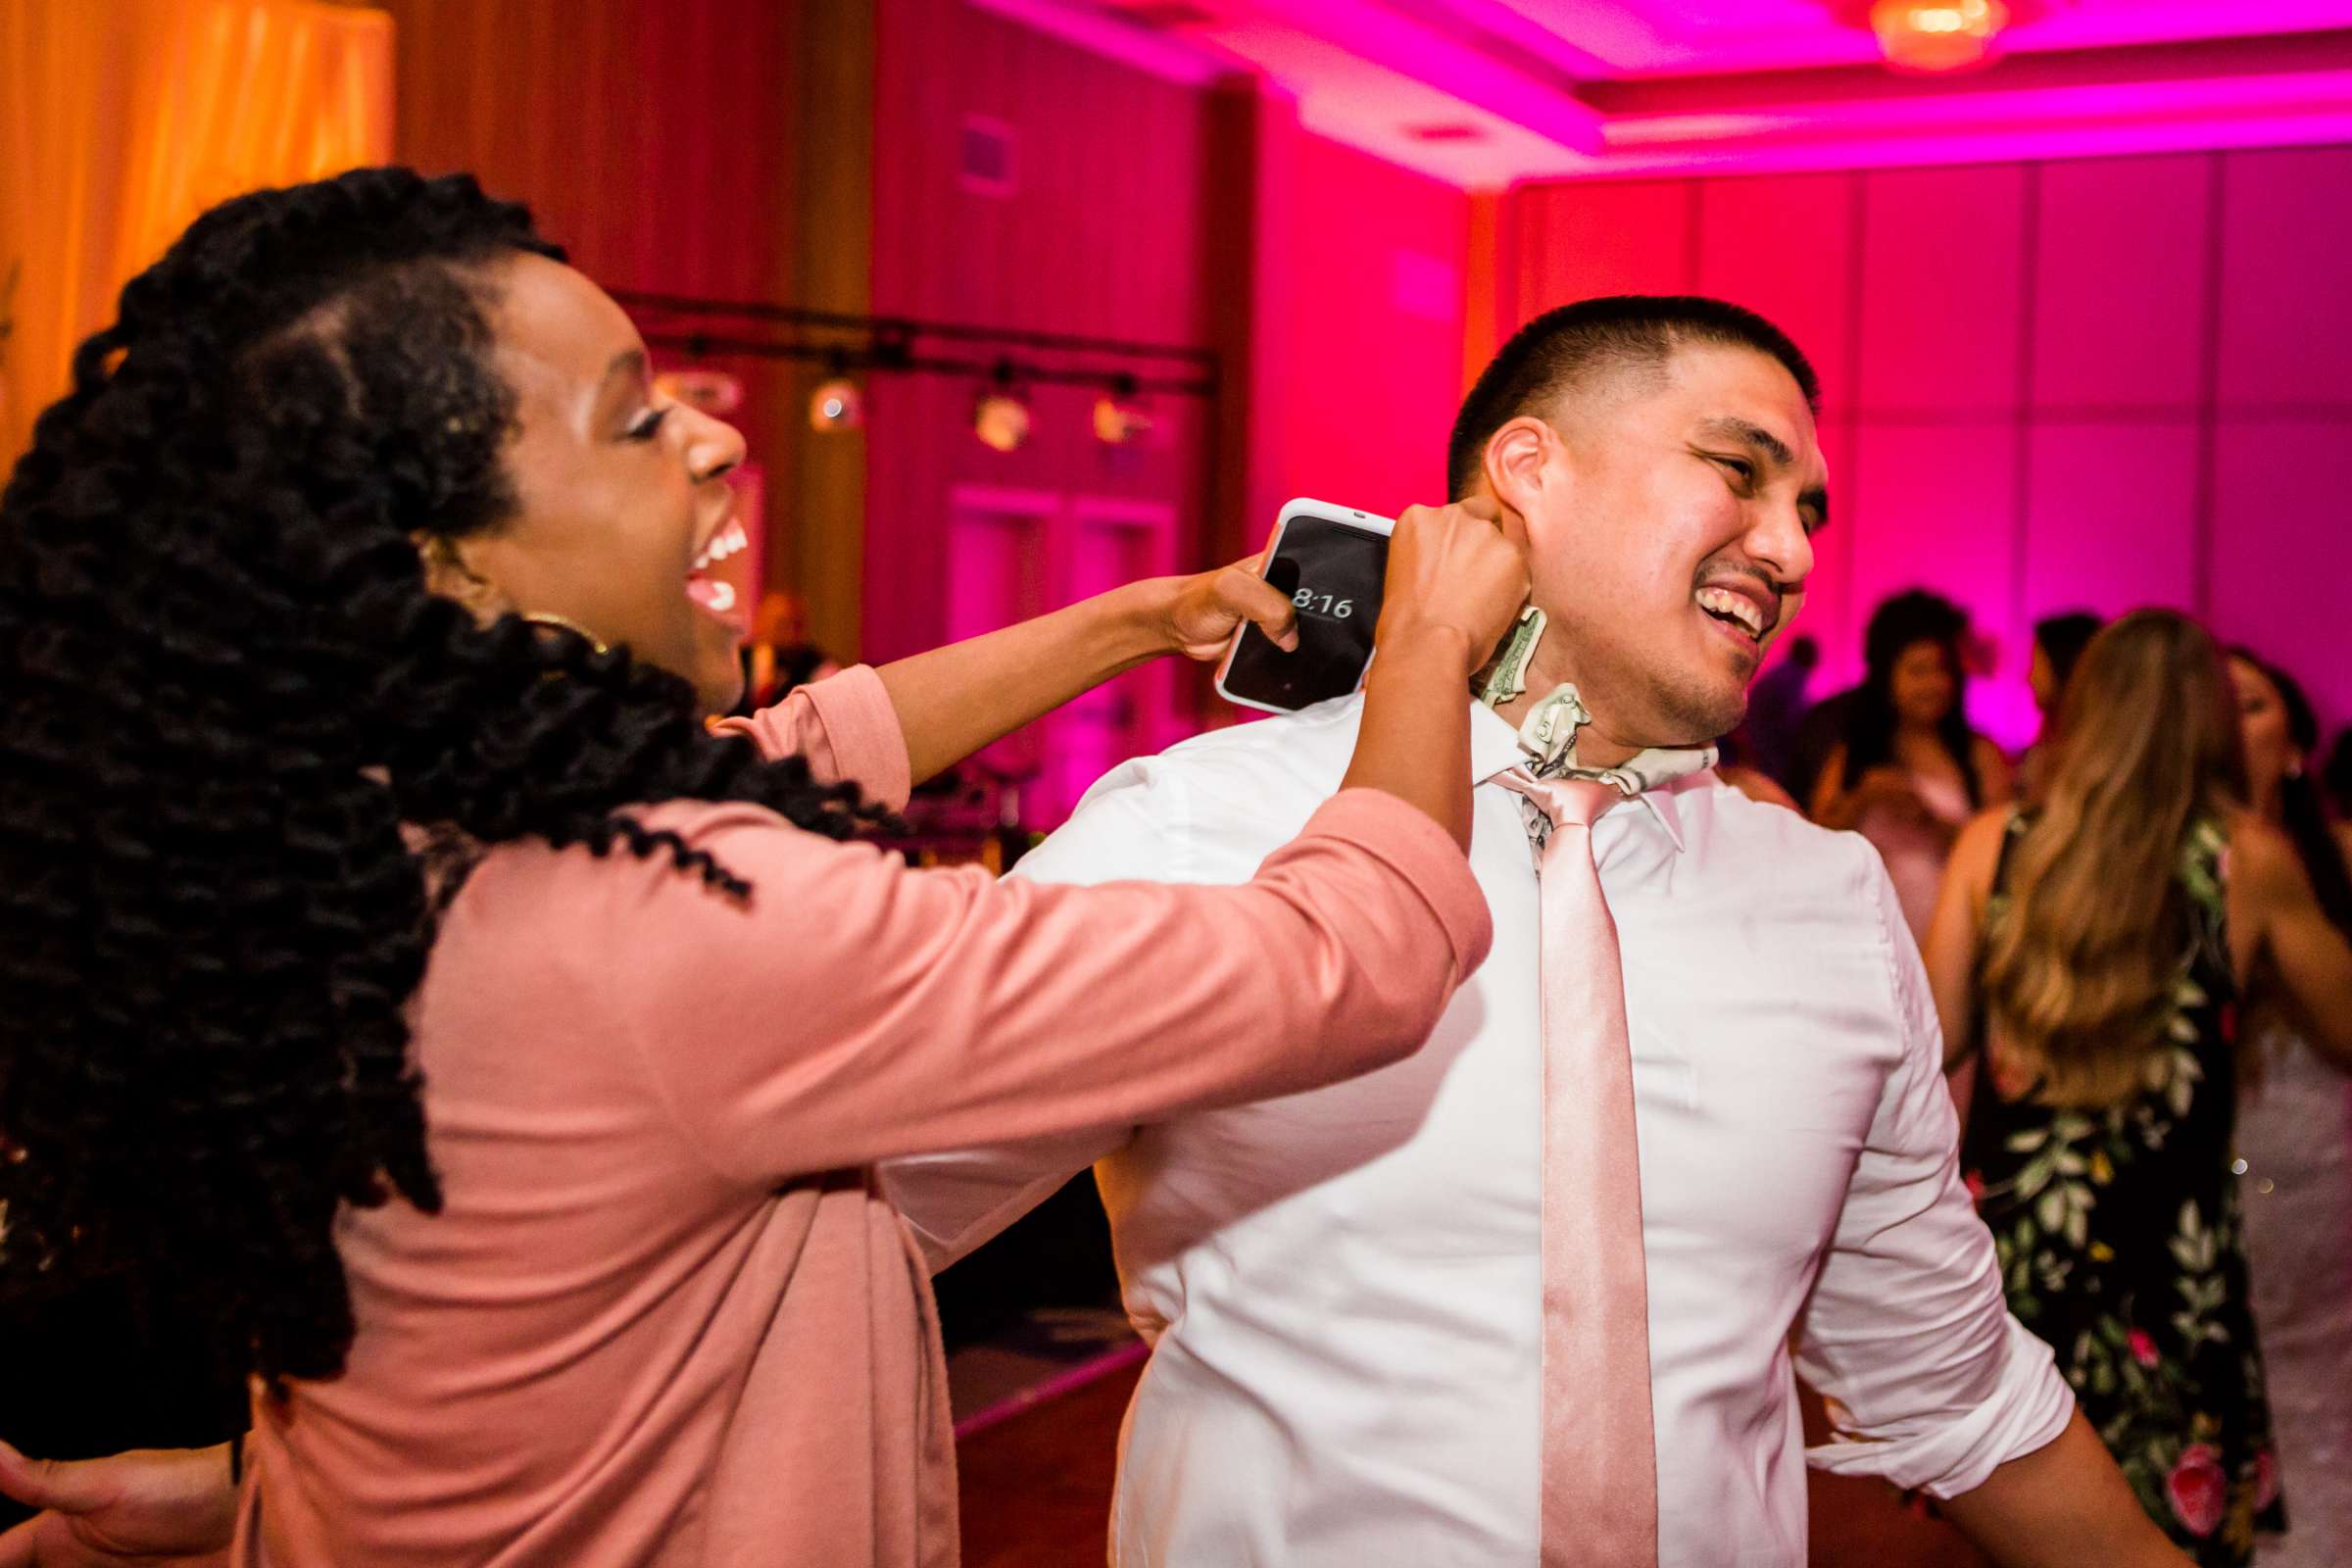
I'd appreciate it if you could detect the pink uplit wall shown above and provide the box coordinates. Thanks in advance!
[865,2,1473,814]
[1505,146,2352,745]
[1255,133,1470,525]
[867,0,1218,816]
[866,0,1214,663]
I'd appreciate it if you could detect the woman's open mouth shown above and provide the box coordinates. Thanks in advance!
[686,515,751,633]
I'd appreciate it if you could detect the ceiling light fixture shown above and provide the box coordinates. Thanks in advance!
[1833,0,2026,74]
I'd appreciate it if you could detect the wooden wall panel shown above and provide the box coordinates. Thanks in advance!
[863,0,1216,668]
[378,0,818,632]
[872,0,1211,345]
[1510,179,1692,326]
[382,0,795,298]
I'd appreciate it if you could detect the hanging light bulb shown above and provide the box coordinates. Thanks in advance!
[973,361,1031,453]
[1092,373,1153,446]
[808,350,862,433]
[1866,0,2010,72]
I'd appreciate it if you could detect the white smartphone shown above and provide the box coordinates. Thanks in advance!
[1214,498,1395,715]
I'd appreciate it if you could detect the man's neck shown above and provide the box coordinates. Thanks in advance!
[1489,644,1644,770]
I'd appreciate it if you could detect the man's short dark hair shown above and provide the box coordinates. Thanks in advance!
[1446,295,1821,501]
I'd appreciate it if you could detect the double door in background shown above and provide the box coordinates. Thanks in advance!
[945,485,1188,826]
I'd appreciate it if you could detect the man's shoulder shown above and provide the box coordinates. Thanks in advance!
[1088,695,1364,804]
[1016,697,1365,886]
[1161,694,1366,764]
[1683,773,1886,894]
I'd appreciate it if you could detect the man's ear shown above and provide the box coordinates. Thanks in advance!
[1482,416,1558,522]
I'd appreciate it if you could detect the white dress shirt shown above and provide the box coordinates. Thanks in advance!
[883,695,2072,1567]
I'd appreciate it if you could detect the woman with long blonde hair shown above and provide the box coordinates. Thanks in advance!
[1923,610,2352,1567]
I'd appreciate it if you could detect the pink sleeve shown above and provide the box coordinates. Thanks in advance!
[601,789,1492,1183]
[710,664,912,811]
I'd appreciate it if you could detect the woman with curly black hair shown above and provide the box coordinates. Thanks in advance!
[0,168,1527,1566]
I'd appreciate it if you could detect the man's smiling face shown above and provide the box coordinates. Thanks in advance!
[1506,340,1827,754]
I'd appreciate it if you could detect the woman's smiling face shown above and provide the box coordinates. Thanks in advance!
[431,252,753,713]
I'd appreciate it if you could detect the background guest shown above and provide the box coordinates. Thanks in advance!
[2031,612,2104,718]
[1738,631,1817,791]
[1923,611,2352,1567]
[2021,611,2104,799]
[2226,647,2352,1568]
[1811,588,2011,938]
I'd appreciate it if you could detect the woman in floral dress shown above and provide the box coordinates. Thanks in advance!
[1922,611,2352,1568]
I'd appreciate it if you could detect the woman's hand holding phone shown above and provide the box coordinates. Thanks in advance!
[1156,552,1299,662]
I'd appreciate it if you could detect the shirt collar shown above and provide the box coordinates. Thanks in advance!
[1467,686,1715,854]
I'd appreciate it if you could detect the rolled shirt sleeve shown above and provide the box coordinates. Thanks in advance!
[711,663,912,810]
[1796,850,2076,1498]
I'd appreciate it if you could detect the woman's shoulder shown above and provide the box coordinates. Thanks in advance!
[1949,804,2018,891]
[2221,808,2289,860]
[2217,810,2304,907]
[462,799,893,946]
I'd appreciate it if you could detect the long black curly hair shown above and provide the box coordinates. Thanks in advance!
[0,168,876,1391]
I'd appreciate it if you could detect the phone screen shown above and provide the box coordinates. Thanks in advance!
[1219,513,1388,712]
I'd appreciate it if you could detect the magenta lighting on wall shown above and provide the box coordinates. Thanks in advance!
[1831,0,2039,74]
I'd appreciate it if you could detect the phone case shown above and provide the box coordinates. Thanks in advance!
[1214,498,1396,715]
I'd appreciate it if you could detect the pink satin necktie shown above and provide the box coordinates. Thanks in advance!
[1495,767,1660,1568]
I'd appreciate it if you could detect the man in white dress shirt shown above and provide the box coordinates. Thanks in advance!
[886,298,2188,1567]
